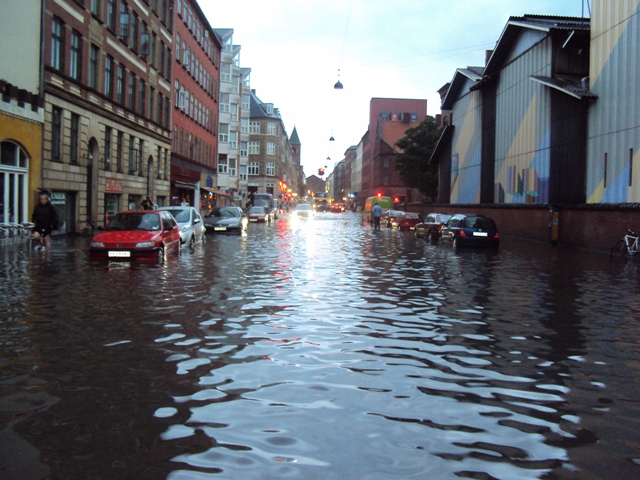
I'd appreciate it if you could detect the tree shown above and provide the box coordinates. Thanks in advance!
[394,115,441,200]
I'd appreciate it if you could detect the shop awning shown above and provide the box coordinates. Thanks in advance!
[201,186,232,196]
[174,181,197,190]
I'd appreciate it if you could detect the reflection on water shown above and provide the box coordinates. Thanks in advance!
[2,213,640,479]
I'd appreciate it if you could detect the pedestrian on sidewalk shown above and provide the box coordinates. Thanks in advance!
[32,193,59,250]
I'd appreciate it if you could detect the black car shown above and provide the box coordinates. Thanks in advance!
[203,206,248,234]
[440,214,500,248]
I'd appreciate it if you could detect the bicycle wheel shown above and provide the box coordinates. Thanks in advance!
[610,239,628,259]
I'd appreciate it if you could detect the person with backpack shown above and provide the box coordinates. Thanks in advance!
[32,193,59,250]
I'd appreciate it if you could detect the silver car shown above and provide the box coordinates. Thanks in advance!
[203,206,248,234]
[156,206,206,249]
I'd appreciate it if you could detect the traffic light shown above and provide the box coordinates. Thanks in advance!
[376,192,382,198]
[318,168,325,176]
[393,197,399,203]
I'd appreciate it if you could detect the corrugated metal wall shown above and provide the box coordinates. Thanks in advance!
[449,79,483,204]
[494,36,553,204]
[481,82,496,203]
[587,0,640,203]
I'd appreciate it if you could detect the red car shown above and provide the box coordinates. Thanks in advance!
[247,206,269,223]
[89,210,181,261]
[391,212,424,231]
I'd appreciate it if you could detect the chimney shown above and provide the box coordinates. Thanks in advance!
[485,50,493,66]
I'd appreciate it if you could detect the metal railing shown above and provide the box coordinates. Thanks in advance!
[0,222,35,246]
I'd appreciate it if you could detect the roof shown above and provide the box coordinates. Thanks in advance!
[530,74,596,99]
[289,126,301,145]
[428,125,455,165]
[485,15,590,75]
[441,67,484,110]
[249,91,281,119]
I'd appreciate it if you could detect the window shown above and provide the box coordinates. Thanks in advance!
[266,162,275,176]
[157,93,163,125]
[138,80,145,116]
[218,155,228,174]
[138,139,143,175]
[51,17,64,71]
[176,34,181,62]
[159,41,165,76]
[70,114,80,164]
[119,3,129,41]
[116,130,123,171]
[267,122,277,135]
[128,73,136,110]
[91,0,101,17]
[117,65,125,104]
[221,63,231,82]
[267,142,276,156]
[164,96,170,129]
[0,142,29,223]
[241,118,248,134]
[51,107,62,160]
[248,162,259,176]
[219,123,229,143]
[249,122,260,134]
[89,44,99,89]
[150,32,157,67]
[104,55,114,98]
[228,158,237,176]
[229,131,237,149]
[240,141,248,157]
[130,12,138,51]
[242,95,250,110]
[231,104,238,121]
[128,136,136,172]
[165,49,171,79]
[149,86,155,119]
[157,145,162,179]
[383,158,389,168]
[104,126,112,169]
[70,31,82,81]
[220,93,230,113]
[248,141,260,155]
[140,24,149,58]
[182,43,189,66]
[106,0,116,30]
[239,165,247,181]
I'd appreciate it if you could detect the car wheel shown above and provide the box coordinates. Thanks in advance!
[452,237,458,249]
[189,235,195,250]
[201,232,206,244]
[157,245,165,264]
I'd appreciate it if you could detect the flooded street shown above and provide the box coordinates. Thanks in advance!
[2,211,640,479]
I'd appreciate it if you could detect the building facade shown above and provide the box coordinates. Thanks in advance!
[172,0,222,211]
[0,0,44,226]
[42,0,175,233]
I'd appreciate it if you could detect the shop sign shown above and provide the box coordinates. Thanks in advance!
[50,192,65,205]
[105,178,124,193]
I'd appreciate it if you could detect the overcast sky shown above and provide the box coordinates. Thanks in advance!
[200,0,590,177]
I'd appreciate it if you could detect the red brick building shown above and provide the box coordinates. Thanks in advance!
[42,0,174,232]
[171,0,222,210]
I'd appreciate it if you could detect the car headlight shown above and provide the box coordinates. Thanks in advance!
[90,241,104,247]
[136,241,155,248]
[180,225,189,233]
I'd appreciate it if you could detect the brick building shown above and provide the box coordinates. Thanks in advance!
[41,0,174,233]
[171,0,222,210]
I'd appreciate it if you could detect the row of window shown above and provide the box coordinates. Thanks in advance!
[176,36,218,99]
[176,0,218,65]
[173,125,215,167]
[175,82,216,133]
[88,0,173,37]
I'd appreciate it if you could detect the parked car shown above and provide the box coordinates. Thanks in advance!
[440,214,500,248]
[156,206,206,249]
[204,206,248,234]
[391,212,423,231]
[294,203,314,218]
[415,213,453,242]
[89,210,181,261]
[247,206,269,223]
[382,209,404,228]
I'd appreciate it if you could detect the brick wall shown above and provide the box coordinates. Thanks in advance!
[408,203,640,253]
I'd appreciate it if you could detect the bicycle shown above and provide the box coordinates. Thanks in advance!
[610,229,640,258]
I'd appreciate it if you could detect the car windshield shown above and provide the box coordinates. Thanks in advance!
[464,217,496,229]
[209,207,240,218]
[106,213,160,231]
[296,204,312,211]
[163,209,190,223]
[249,207,265,214]
[405,213,420,219]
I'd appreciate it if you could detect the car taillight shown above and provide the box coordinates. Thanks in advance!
[459,229,467,237]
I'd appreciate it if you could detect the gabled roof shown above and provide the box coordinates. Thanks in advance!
[441,67,484,110]
[485,14,590,76]
[250,91,281,120]
[530,74,596,99]
[428,125,455,165]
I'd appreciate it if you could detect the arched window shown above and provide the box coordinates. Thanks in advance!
[0,141,30,223]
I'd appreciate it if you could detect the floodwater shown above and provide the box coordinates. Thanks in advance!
[1,211,640,480]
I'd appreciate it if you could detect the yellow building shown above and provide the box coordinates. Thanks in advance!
[0,0,44,225]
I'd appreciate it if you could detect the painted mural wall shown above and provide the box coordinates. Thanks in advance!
[586,0,640,203]
[493,34,552,205]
